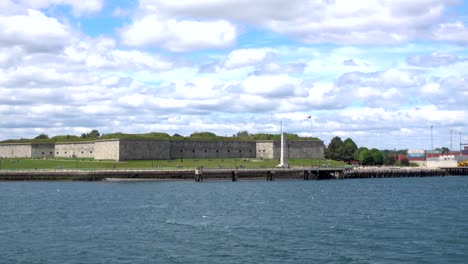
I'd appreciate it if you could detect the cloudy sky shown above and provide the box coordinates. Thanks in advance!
[1,0,467,150]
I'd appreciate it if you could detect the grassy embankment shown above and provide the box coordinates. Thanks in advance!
[0,158,345,170]
[0,132,321,144]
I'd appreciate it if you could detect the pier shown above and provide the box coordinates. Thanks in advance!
[0,166,466,181]
[344,167,448,178]
[0,167,345,181]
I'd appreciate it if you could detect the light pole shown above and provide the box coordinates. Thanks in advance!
[307,116,313,168]
[460,131,463,153]
[306,115,319,169]
[450,129,453,151]
[430,125,433,154]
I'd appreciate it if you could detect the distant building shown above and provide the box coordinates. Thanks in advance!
[463,146,468,156]
[426,154,468,168]
[407,149,426,161]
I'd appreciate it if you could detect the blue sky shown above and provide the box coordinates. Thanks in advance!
[0,0,467,150]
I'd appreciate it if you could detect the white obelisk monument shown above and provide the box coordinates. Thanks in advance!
[278,120,289,168]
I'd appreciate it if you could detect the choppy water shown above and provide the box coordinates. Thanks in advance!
[1,177,468,264]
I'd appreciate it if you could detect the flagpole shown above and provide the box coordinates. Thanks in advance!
[310,117,313,169]
[307,115,314,169]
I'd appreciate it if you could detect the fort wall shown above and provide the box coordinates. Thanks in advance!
[119,140,171,161]
[0,143,32,158]
[170,141,256,159]
[31,144,55,158]
[255,141,279,159]
[255,140,325,160]
[0,139,325,161]
[55,142,95,158]
[94,140,120,160]
[288,140,324,159]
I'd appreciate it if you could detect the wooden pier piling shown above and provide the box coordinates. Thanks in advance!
[195,169,203,182]
[266,171,274,181]
[231,171,237,182]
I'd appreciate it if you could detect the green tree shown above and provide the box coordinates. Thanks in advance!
[354,147,368,161]
[369,148,384,165]
[190,132,218,138]
[81,130,101,138]
[342,138,358,162]
[326,136,344,160]
[383,153,396,165]
[34,134,49,139]
[396,157,410,166]
[88,130,100,138]
[441,147,450,154]
[236,131,250,138]
[357,147,372,165]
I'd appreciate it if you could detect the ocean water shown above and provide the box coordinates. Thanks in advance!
[1,177,467,264]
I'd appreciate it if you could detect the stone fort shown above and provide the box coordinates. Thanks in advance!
[0,139,324,161]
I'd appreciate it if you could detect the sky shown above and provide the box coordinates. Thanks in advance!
[0,0,467,150]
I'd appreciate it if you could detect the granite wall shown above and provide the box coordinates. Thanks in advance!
[255,141,279,159]
[31,144,55,158]
[0,143,32,158]
[170,141,256,159]
[94,140,120,160]
[119,140,171,161]
[287,140,324,159]
[255,140,324,159]
[54,142,95,158]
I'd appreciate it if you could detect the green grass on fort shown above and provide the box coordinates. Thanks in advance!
[0,132,321,144]
[0,158,345,170]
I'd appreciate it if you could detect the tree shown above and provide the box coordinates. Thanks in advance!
[401,158,410,166]
[236,131,250,138]
[326,136,344,160]
[190,132,218,138]
[81,130,101,138]
[383,153,396,166]
[396,157,410,166]
[342,138,358,162]
[441,147,450,154]
[354,147,368,161]
[369,148,384,165]
[34,134,49,139]
[357,148,371,165]
[88,130,100,138]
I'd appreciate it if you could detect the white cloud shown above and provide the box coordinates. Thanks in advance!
[223,48,274,69]
[19,0,103,15]
[63,37,173,71]
[120,15,237,52]
[432,22,468,45]
[1,0,467,150]
[163,78,225,100]
[240,74,305,97]
[406,52,463,67]
[256,62,306,75]
[137,0,466,45]
[0,9,70,52]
